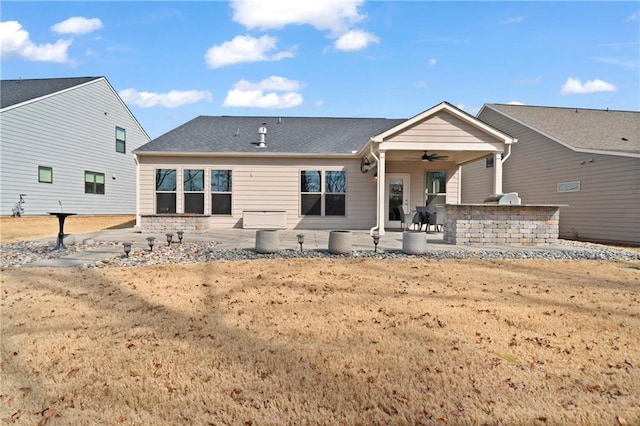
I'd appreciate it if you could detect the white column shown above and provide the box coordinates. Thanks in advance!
[378,151,386,235]
[493,152,503,194]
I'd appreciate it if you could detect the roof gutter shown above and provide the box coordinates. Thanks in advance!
[131,151,360,159]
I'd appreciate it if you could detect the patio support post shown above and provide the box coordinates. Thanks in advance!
[493,152,503,195]
[378,150,386,235]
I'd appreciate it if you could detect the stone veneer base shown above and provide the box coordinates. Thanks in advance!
[443,204,562,246]
[140,215,210,234]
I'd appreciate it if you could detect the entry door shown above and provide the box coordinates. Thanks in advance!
[385,174,410,229]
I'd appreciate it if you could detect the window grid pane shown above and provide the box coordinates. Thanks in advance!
[212,194,232,215]
[325,171,346,193]
[184,169,204,191]
[116,127,126,153]
[39,166,53,183]
[84,171,105,194]
[155,169,176,213]
[156,169,177,191]
[301,171,321,193]
[211,170,232,192]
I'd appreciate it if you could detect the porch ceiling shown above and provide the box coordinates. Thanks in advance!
[384,149,492,165]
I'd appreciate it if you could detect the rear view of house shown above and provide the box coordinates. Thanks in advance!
[0,76,150,216]
[463,104,640,245]
[133,102,516,235]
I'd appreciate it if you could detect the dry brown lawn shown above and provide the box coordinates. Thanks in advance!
[0,215,135,244]
[1,217,639,425]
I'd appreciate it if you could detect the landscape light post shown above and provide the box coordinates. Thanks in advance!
[177,230,184,244]
[146,236,155,252]
[296,234,305,252]
[372,233,380,252]
[123,242,132,257]
[166,233,173,246]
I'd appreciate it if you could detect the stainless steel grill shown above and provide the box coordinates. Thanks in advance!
[483,192,522,205]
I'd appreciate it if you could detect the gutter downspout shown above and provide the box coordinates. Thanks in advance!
[501,142,514,163]
[367,139,381,236]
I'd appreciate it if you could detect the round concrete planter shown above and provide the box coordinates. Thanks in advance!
[328,230,352,254]
[402,230,426,255]
[255,229,280,254]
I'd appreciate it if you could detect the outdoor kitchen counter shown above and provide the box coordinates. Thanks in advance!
[442,204,567,246]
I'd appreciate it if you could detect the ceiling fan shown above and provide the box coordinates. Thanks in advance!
[405,151,449,162]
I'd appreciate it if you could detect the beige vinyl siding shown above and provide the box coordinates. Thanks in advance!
[0,78,149,215]
[138,157,378,230]
[385,112,499,145]
[460,158,494,203]
[469,107,640,245]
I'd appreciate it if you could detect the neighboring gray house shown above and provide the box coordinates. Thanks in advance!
[462,104,640,245]
[133,102,515,234]
[0,77,150,216]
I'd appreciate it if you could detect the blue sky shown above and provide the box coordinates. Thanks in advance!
[2,1,638,139]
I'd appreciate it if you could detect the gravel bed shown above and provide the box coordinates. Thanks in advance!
[1,239,639,269]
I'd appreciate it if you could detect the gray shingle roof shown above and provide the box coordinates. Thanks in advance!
[485,104,640,154]
[0,77,102,109]
[134,116,406,155]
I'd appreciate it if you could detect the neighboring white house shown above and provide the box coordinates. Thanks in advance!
[461,104,640,245]
[0,76,150,216]
[133,102,516,235]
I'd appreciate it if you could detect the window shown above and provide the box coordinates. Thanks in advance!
[155,169,176,213]
[325,171,346,216]
[184,169,204,214]
[300,170,346,216]
[38,166,53,183]
[211,170,232,215]
[425,171,446,205]
[301,170,322,215]
[85,171,105,194]
[116,127,126,153]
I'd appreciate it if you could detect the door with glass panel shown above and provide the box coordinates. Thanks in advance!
[385,174,410,229]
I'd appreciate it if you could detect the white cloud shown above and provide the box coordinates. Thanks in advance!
[234,76,302,91]
[334,29,379,51]
[119,88,212,108]
[0,21,71,62]
[205,34,294,68]
[231,0,365,34]
[223,76,303,108]
[627,11,638,21]
[314,100,324,108]
[51,17,103,34]
[428,58,437,67]
[507,101,525,105]
[560,77,617,94]
[502,16,524,24]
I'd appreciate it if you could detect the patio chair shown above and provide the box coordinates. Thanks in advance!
[396,206,408,230]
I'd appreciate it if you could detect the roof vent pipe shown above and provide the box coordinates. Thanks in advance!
[258,123,267,148]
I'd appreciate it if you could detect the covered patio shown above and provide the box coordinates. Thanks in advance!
[358,102,517,236]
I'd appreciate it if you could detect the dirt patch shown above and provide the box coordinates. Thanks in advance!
[0,215,135,244]
[2,258,639,424]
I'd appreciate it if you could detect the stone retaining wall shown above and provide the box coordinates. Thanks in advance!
[443,205,561,246]
[140,215,210,234]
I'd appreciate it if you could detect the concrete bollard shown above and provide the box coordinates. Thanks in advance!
[328,230,352,254]
[255,229,280,254]
[402,230,426,255]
